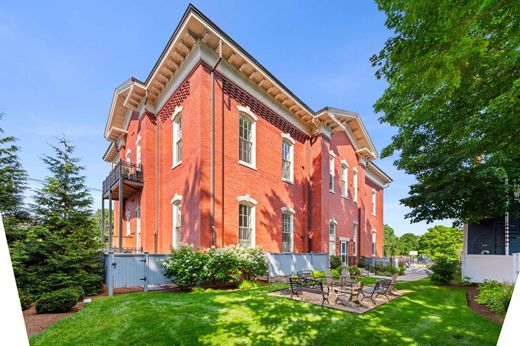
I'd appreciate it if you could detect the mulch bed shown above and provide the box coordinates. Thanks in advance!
[464,284,504,324]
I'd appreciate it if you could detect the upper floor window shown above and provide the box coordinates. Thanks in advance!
[281,208,294,252]
[329,151,336,193]
[341,160,348,198]
[353,167,358,202]
[238,106,257,168]
[136,136,142,168]
[281,134,295,183]
[125,149,131,164]
[172,107,182,166]
[372,189,376,216]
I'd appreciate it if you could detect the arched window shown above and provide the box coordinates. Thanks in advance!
[372,229,377,257]
[171,193,182,249]
[281,134,295,183]
[238,106,257,168]
[341,160,348,198]
[281,206,295,252]
[372,189,377,216]
[172,106,183,167]
[237,194,257,247]
[329,217,337,256]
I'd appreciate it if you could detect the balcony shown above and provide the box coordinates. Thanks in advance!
[102,161,143,200]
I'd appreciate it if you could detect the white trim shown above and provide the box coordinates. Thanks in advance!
[329,154,335,193]
[171,106,183,121]
[341,160,349,198]
[171,193,182,205]
[353,221,358,256]
[125,208,131,236]
[236,194,258,206]
[238,160,257,170]
[281,133,296,145]
[372,188,377,216]
[172,202,182,249]
[329,150,337,158]
[353,167,358,203]
[136,135,141,144]
[281,137,294,183]
[329,217,337,225]
[281,206,295,214]
[339,237,350,242]
[365,170,386,189]
[237,105,258,122]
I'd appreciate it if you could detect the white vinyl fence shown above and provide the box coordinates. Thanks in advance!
[461,253,520,283]
[266,253,329,277]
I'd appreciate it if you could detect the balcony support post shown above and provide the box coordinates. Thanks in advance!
[101,197,105,246]
[108,191,113,251]
[118,177,123,252]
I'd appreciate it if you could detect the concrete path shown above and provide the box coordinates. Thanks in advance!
[365,267,428,282]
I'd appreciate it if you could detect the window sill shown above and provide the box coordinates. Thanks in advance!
[282,177,294,185]
[341,194,349,199]
[172,161,182,169]
[329,190,335,194]
[238,160,257,170]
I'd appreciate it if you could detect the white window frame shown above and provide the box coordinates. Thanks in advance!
[135,204,141,250]
[171,106,183,168]
[329,151,336,193]
[353,167,358,203]
[341,160,348,198]
[281,206,295,252]
[125,149,131,164]
[353,222,358,256]
[171,193,182,249]
[329,217,337,256]
[372,188,377,216]
[340,240,348,265]
[281,133,295,183]
[237,106,257,170]
[372,229,377,257]
[125,208,131,236]
[136,136,142,168]
[237,194,257,247]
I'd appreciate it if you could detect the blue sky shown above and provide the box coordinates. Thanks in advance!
[0,0,451,236]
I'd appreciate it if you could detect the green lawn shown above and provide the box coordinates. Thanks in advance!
[30,279,500,346]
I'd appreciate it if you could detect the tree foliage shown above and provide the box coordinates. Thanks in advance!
[383,224,399,256]
[419,225,463,260]
[11,137,102,296]
[372,1,520,223]
[398,233,420,255]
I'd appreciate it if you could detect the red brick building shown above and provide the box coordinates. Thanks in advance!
[101,5,392,261]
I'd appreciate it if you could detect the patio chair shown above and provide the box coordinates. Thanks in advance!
[290,277,330,306]
[361,279,388,305]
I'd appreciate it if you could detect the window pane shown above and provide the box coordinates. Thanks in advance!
[282,141,292,180]
[282,213,292,252]
[239,204,252,247]
[239,116,253,164]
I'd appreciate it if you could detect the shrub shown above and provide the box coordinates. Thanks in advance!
[235,247,268,280]
[398,264,406,275]
[206,247,241,284]
[348,266,361,276]
[162,246,209,288]
[35,287,79,313]
[312,271,325,278]
[238,280,262,290]
[427,256,459,284]
[476,280,514,316]
[69,286,85,300]
[330,268,341,277]
[329,255,342,270]
[19,291,32,311]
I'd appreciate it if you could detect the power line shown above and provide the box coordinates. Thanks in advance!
[27,177,102,192]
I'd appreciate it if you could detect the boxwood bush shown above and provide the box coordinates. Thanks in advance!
[427,256,459,284]
[329,255,342,270]
[476,280,514,316]
[35,287,80,313]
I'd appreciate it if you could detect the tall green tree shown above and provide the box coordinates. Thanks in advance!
[0,113,29,244]
[398,233,420,255]
[14,137,102,295]
[383,224,399,256]
[419,225,463,260]
[372,1,520,223]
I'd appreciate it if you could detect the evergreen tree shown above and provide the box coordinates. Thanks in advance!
[15,137,102,295]
[0,112,29,244]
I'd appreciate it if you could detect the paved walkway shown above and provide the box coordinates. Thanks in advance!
[366,267,428,282]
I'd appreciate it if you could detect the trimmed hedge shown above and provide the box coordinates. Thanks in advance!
[35,287,79,313]
[19,291,33,311]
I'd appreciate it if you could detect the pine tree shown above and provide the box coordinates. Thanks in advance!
[0,112,29,244]
[20,137,103,295]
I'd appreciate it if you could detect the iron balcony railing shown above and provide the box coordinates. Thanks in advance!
[102,161,143,194]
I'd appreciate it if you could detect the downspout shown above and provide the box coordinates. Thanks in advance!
[145,89,159,254]
[210,39,222,247]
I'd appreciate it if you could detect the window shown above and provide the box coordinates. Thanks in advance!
[239,204,253,247]
[329,219,336,256]
[329,152,335,192]
[372,189,376,216]
[125,150,131,163]
[353,167,358,202]
[353,222,358,256]
[125,208,131,236]
[239,114,255,166]
[173,112,182,165]
[282,211,294,252]
[341,161,348,198]
[281,135,294,182]
[136,136,142,168]
[171,194,182,249]
[340,241,348,265]
[136,204,141,251]
[372,229,377,257]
